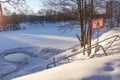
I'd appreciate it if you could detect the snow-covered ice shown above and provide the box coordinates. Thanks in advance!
[0,22,79,51]
[0,22,80,80]
[0,62,17,78]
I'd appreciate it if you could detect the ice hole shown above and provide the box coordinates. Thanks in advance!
[5,53,30,63]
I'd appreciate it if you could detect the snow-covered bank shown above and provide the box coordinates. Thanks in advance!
[13,28,120,80]
[13,54,120,80]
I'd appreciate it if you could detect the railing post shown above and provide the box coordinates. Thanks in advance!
[53,57,56,67]
[47,65,49,69]
[99,45,107,56]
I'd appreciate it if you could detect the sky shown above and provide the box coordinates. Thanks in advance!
[26,0,43,13]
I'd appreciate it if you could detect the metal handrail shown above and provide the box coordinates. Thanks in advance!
[47,35,120,69]
[90,35,120,48]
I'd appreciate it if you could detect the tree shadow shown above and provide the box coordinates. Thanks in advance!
[82,75,112,80]
[103,62,114,71]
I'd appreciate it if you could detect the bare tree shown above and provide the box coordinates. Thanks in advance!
[0,0,28,31]
[106,0,114,28]
[44,0,95,55]
[106,0,120,28]
[0,0,26,7]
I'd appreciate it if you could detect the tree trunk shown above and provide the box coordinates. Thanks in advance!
[77,0,83,47]
[110,1,113,28]
[0,3,3,24]
[87,0,93,56]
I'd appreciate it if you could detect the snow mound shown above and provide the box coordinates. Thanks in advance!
[0,47,65,79]
[0,62,17,78]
